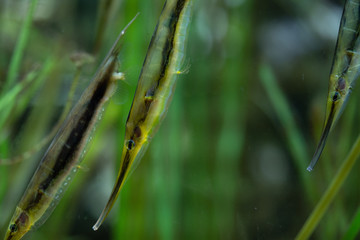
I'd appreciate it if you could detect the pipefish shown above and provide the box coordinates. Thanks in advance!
[308,0,360,171]
[4,15,138,240]
[93,0,193,230]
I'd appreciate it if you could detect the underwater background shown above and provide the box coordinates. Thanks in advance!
[1,0,359,239]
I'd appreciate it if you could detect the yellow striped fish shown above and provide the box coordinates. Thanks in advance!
[93,0,193,230]
[4,16,138,240]
[308,0,360,171]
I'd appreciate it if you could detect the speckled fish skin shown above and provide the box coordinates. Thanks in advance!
[93,0,193,231]
[308,0,360,171]
[3,16,138,240]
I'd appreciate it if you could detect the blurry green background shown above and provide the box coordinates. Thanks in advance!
[1,0,360,239]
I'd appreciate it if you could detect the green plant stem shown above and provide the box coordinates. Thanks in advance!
[295,134,360,240]
[0,141,9,227]
[0,67,38,112]
[0,0,38,131]
[0,61,80,165]
[94,0,114,54]
[342,206,360,240]
[2,0,38,94]
[259,63,316,203]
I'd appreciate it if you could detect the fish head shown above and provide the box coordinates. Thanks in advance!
[308,76,350,171]
[124,124,148,168]
[92,125,148,231]
[4,208,31,240]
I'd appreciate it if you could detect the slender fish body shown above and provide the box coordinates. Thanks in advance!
[308,0,360,171]
[93,0,193,230]
[4,16,138,240]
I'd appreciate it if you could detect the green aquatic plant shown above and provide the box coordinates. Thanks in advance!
[3,0,360,239]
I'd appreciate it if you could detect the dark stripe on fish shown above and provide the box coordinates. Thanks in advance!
[157,0,186,86]
[116,0,188,194]
[138,0,186,124]
[25,59,117,211]
[332,1,360,75]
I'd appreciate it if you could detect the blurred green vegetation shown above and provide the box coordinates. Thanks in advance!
[1,0,360,239]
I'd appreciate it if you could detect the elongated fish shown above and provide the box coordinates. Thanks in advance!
[308,0,360,171]
[93,0,193,230]
[4,15,138,240]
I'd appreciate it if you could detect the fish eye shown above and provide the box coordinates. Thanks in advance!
[126,140,135,150]
[332,91,340,102]
[9,223,18,232]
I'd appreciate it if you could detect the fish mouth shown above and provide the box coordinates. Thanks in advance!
[4,231,12,240]
[92,149,132,231]
[307,101,336,172]
[4,231,25,240]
